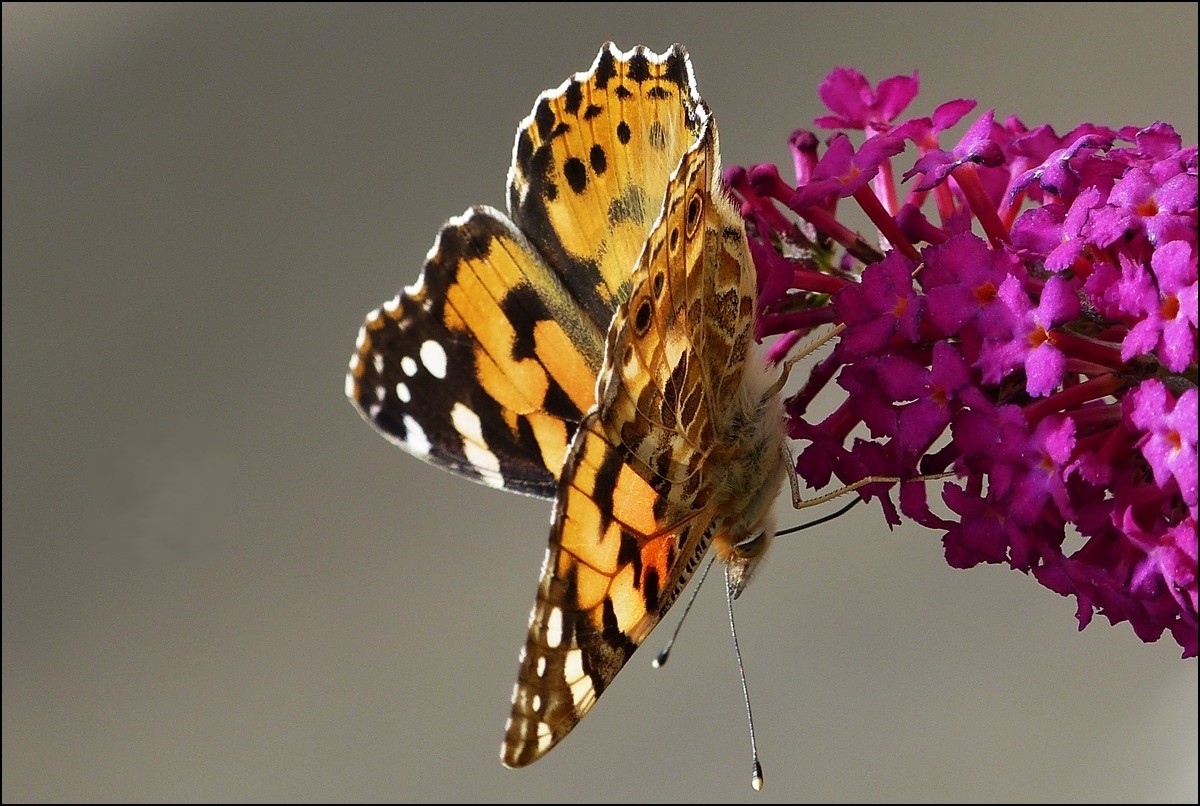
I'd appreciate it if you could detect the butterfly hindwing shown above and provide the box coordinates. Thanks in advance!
[502,116,769,767]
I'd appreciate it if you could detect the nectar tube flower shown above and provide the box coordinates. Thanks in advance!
[729,68,1199,657]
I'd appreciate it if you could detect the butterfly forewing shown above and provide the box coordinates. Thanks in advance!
[509,43,706,326]
[348,208,594,497]
[349,44,708,500]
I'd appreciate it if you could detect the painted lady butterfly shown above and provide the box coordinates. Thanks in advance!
[346,43,788,772]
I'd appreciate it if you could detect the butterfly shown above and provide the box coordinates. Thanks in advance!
[346,42,789,769]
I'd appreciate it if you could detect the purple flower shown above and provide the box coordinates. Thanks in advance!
[902,109,1005,192]
[1120,241,1199,373]
[978,275,1081,398]
[1130,382,1198,509]
[1010,131,1115,201]
[1010,187,1104,271]
[833,250,921,356]
[814,67,919,133]
[789,132,906,209]
[730,69,1199,657]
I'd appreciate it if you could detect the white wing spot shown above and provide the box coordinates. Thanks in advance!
[401,415,432,456]
[451,403,502,487]
[570,676,596,712]
[420,339,448,379]
[565,649,595,710]
[374,385,386,402]
[355,327,368,350]
[395,382,411,403]
[383,295,400,313]
[536,721,553,754]
[400,356,418,377]
[544,607,564,648]
[344,373,355,400]
[372,353,384,374]
[564,647,584,683]
[531,694,542,713]
[535,655,546,677]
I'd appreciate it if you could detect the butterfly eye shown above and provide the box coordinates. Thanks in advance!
[732,530,770,560]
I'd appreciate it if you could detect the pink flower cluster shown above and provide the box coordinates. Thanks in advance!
[728,69,1198,656]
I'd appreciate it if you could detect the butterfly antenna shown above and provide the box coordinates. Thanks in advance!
[725,563,764,792]
[775,494,863,537]
[652,554,717,669]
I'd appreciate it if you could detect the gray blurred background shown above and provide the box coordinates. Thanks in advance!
[4,3,1197,802]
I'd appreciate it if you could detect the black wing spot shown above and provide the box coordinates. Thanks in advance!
[615,85,633,100]
[652,271,664,299]
[438,220,492,263]
[563,80,583,116]
[584,104,603,121]
[653,489,670,522]
[627,53,651,83]
[618,531,642,584]
[616,121,632,144]
[662,355,687,418]
[633,297,652,336]
[515,131,533,170]
[593,48,617,89]
[669,227,679,253]
[647,86,671,101]
[589,143,607,175]
[686,193,703,235]
[500,284,551,360]
[643,567,661,613]
[534,98,556,140]
[663,47,689,90]
[600,597,638,659]
[563,157,587,194]
[543,376,584,424]
[591,444,624,531]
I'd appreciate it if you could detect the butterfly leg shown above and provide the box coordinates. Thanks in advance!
[771,325,954,511]
[784,445,953,511]
[764,323,845,399]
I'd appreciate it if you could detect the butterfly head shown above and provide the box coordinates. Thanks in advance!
[714,509,776,600]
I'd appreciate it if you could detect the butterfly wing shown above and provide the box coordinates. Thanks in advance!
[347,43,707,499]
[502,116,766,766]
[509,42,707,326]
[347,207,603,497]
